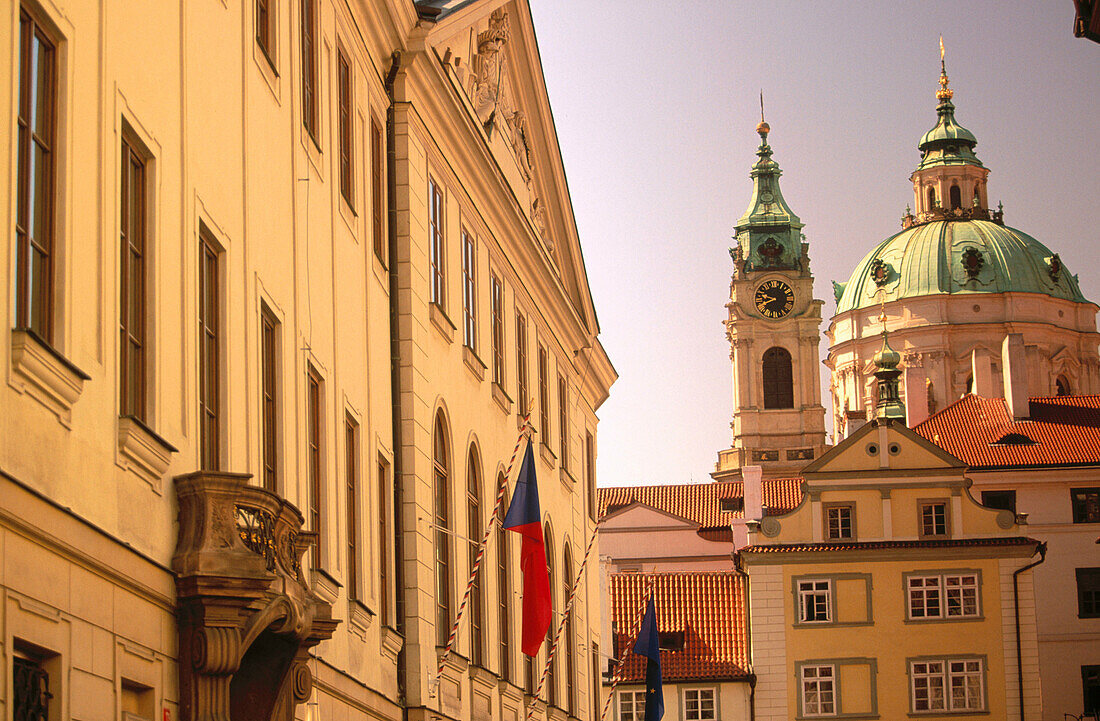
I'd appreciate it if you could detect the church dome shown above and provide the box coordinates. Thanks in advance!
[834,219,1089,314]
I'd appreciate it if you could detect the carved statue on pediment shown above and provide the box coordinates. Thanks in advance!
[532,197,550,252]
[471,10,509,118]
[508,110,533,183]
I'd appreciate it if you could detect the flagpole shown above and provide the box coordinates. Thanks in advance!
[598,581,654,721]
[525,518,602,721]
[430,415,532,698]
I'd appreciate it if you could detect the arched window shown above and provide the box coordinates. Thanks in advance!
[1056,376,1071,396]
[433,413,451,647]
[497,480,511,682]
[563,545,576,716]
[927,187,936,208]
[949,184,962,209]
[544,523,556,706]
[762,347,794,409]
[973,186,982,207]
[467,447,483,666]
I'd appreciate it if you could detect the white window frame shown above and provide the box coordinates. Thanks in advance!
[618,690,646,721]
[825,504,854,540]
[907,573,980,620]
[461,227,477,351]
[909,658,985,713]
[798,579,832,623]
[800,664,836,717]
[683,687,716,721]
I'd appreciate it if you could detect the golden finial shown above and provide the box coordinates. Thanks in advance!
[937,35,953,100]
[756,90,770,135]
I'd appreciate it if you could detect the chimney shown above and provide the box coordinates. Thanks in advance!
[904,364,929,426]
[743,465,763,522]
[845,409,868,437]
[1002,333,1030,419]
[971,347,994,397]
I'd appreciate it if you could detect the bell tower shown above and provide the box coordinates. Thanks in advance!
[714,115,828,480]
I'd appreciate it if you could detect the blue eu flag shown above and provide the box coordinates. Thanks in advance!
[632,597,664,721]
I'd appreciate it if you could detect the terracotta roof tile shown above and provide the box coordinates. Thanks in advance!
[740,536,1037,554]
[598,479,803,530]
[610,572,749,683]
[913,394,1100,468]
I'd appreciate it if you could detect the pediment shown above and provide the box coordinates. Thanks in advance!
[803,420,965,475]
[423,0,597,337]
[601,502,701,530]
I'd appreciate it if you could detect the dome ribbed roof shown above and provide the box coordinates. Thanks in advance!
[835,220,1089,314]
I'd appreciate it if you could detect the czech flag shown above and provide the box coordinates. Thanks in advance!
[633,597,664,721]
[502,441,552,656]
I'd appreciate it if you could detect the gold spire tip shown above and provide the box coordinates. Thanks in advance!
[936,36,953,100]
[756,90,769,135]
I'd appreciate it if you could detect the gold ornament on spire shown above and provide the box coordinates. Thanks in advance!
[756,90,770,135]
[937,35,953,100]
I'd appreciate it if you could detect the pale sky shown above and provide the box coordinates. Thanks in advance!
[528,1,1100,488]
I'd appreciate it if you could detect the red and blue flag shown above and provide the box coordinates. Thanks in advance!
[503,441,552,656]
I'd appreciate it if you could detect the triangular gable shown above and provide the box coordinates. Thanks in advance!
[422,0,600,339]
[802,419,966,475]
[601,501,701,530]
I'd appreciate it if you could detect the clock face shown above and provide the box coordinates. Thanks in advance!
[754,279,795,319]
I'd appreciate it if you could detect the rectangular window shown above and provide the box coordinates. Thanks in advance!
[497,484,511,681]
[461,229,477,351]
[1077,568,1100,618]
[558,375,569,472]
[910,658,984,712]
[538,345,550,445]
[16,7,58,340]
[797,579,831,623]
[1083,665,1100,716]
[13,654,52,720]
[980,489,1016,514]
[256,0,275,64]
[800,665,835,716]
[684,689,716,721]
[908,573,980,619]
[429,179,445,307]
[591,644,601,721]
[300,0,317,139]
[120,136,147,420]
[199,230,221,470]
[516,314,529,415]
[824,504,854,540]
[1072,488,1100,523]
[618,690,645,721]
[490,273,504,385]
[307,366,323,568]
[337,48,354,209]
[379,460,390,625]
[467,460,482,666]
[261,306,279,491]
[371,118,385,262]
[586,433,596,522]
[345,415,360,601]
[919,501,949,538]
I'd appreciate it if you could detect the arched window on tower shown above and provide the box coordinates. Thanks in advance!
[1056,376,1071,396]
[950,185,962,209]
[762,347,794,409]
[928,187,937,208]
[973,186,982,207]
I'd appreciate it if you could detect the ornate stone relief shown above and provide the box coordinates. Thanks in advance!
[469,9,509,119]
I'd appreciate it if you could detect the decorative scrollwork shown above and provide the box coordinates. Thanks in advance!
[901,204,1004,229]
[757,237,784,267]
[236,504,277,571]
[1047,253,1063,282]
[869,258,890,287]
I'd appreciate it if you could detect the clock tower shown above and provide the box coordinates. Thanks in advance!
[714,119,828,480]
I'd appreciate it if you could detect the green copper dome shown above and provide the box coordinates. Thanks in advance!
[834,220,1089,314]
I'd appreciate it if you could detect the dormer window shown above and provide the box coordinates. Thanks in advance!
[720,498,744,513]
[658,631,684,652]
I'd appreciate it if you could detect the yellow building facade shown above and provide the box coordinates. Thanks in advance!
[738,415,1043,720]
[0,1,614,720]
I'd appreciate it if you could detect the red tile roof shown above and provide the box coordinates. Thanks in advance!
[740,536,1038,554]
[914,394,1100,469]
[609,572,749,683]
[598,479,803,530]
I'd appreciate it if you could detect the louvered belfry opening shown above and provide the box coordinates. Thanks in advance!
[762,346,794,409]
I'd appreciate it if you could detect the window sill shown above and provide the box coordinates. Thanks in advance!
[498,678,525,701]
[348,599,374,633]
[311,567,342,604]
[540,441,557,469]
[464,345,487,382]
[492,381,513,414]
[468,663,498,687]
[117,415,178,491]
[430,302,456,344]
[903,615,983,624]
[436,647,470,673]
[547,705,568,721]
[381,625,404,660]
[560,465,576,492]
[10,328,90,428]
